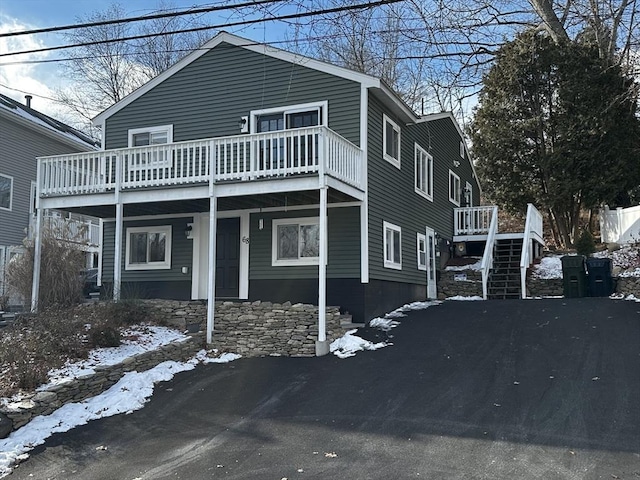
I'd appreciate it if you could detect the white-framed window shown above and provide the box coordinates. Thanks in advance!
[125,225,172,270]
[383,221,402,270]
[414,143,433,201]
[251,101,328,133]
[460,140,465,158]
[417,233,427,271]
[383,114,401,168]
[465,181,473,207]
[272,217,320,266]
[0,174,13,211]
[128,125,173,147]
[449,170,461,206]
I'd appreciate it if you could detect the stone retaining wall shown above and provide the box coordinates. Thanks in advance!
[613,277,640,297]
[527,278,563,297]
[0,300,345,438]
[438,270,483,299]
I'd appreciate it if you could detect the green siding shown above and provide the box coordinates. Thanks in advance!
[102,217,193,283]
[367,95,479,284]
[249,206,360,280]
[105,42,361,149]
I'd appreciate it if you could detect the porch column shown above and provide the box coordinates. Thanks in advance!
[30,207,43,312]
[316,185,329,356]
[206,195,218,344]
[113,202,123,301]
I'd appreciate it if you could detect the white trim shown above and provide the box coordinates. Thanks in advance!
[249,101,328,133]
[360,84,369,284]
[383,221,402,270]
[382,114,401,168]
[239,212,250,299]
[29,181,37,215]
[124,225,172,270]
[417,111,482,197]
[414,143,433,201]
[449,170,461,207]
[92,32,382,125]
[272,217,320,266]
[417,232,427,271]
[0,174,13,211]
[425,226,437,299]
[460,141,465,158]
[127,124,173,147]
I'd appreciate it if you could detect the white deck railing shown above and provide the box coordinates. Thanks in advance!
[38,126,363,197]
[520,203,544,298]
[480,206,499,299]
[29,214,100,247]
[454,206,497,235]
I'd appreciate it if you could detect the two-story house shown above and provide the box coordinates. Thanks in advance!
[0,94,99,303]
[33,32,493,352]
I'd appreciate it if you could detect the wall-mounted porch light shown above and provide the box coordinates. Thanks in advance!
[185,223,194,239]
[239,116,249,133]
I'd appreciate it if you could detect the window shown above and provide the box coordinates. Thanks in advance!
[128,125,173,147]
[30,181,37,215]
[252,102,326,133]
[0,174,12,211]
[272,217,320,266]
[125,225,172,270]
[449,170,461,206]
[465,181,473,207]
[417,233,427,271]
[414,144,433,200]
[383,221,402,270]
[460,141,465,158]
[383,114,401,168]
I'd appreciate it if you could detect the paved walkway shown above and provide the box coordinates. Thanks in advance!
[10,298,640,479]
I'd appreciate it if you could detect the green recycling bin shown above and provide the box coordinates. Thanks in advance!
[561,255,588,298]
[586,257,614,297]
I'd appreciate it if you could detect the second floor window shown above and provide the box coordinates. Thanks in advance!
[383,114,401,168]
[128,125,173,147]
[415,144,433,200]
[383,221,402,270]
[0,174,12,211]
[449,170,461,206]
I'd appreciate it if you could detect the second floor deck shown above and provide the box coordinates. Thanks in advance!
[37,126,363,206]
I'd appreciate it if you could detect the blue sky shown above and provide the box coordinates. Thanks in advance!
[0,1,291,119]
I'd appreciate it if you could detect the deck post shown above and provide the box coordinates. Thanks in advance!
[113,202,123,301]
[206,195,217,344]
[316,185,329,356]
[30,207,43,312]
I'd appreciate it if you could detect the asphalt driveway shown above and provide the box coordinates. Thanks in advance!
[9,298,640,479]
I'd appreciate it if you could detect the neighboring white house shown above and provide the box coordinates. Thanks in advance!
[600,205,640,244]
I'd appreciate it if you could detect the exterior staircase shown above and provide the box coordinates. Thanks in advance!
[487,238,523,300]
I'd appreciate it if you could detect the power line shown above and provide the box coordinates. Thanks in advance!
[0,0,287,39]
[0,0,403,58]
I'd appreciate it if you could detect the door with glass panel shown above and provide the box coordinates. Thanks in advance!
[425,227,437,299]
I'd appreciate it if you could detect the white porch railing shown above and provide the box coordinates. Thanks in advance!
[38,126,363,197]
[520,203,544,298]
[480,206,499,299]
[29,213,100,247]
[454,206,497,235]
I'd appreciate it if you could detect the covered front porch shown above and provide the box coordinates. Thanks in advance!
[33,126,365,356]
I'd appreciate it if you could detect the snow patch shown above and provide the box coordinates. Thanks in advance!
[446,295,484,301]
[330,329,388,359]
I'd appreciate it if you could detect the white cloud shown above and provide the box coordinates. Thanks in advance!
[0,14,60,116]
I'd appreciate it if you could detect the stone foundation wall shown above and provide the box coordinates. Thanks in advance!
[438,270,483,299]
[0,300,344,438]
[527,278,563,297]
[612,277,640,297]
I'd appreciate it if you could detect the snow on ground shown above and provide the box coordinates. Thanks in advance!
[0,325,241,478]
[446,295,484,301]
[531,256,563,279]
[331,300,442,358]
[445,259,483,271]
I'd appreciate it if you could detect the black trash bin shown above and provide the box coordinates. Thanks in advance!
[561,255,588,298]
[586,257,614,297]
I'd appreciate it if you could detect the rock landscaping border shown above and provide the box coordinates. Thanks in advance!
[0,300,345,438]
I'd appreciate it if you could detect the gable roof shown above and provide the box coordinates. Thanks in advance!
[417,111,481,193]
[0,93,99,151]
[92,31,418,125]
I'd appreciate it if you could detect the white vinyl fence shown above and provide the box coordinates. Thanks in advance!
[600,205,640,244]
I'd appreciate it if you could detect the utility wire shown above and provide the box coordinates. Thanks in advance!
[0,0,287,38]
[0,0,403,58]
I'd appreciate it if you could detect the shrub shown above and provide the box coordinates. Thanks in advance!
[575,228,596,256]
[6,221,87,309]
[89,322,121,347]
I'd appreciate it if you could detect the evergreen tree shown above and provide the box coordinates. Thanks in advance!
[470,30,640,247]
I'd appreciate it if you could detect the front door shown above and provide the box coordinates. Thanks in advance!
[425,227,437,299]
[197,217,240,298]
